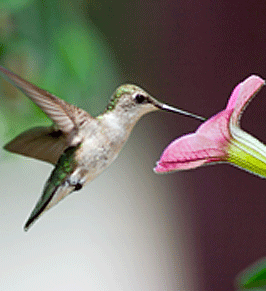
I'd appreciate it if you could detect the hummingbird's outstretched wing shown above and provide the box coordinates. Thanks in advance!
[4,126,67,165]
[0,66,93,134]
[0,66,93,163]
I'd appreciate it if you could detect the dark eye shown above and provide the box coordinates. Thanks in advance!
[134,94,146,104]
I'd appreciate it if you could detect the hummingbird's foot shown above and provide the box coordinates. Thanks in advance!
[74,183,83,191]
[67,176,83,191]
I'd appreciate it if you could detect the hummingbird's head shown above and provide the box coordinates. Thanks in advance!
[105,84,160,117]
[104,84,205,122]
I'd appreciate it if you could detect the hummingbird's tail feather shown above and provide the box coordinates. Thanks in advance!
[4,126,67,165]
[24,183,75,231]
[24,145,80,231]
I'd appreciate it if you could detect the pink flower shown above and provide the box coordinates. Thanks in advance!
[154,75,266,178]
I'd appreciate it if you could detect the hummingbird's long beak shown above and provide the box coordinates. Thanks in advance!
[155,102,206,121]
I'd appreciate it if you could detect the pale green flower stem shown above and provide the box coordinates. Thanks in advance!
[228,129,266,178]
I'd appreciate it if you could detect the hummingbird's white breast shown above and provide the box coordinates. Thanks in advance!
[74,112,129,185]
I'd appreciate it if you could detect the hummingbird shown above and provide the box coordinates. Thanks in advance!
[0,66,205,231]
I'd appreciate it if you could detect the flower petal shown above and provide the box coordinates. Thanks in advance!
[196,110,231,141]
[154,112,229,173]
[154,133,227,173]
[227,75,265,126]
[155,75,266,176]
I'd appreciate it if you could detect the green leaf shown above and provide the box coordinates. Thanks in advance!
[236,258,266,289]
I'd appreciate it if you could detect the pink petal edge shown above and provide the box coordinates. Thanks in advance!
[227,75,265,125]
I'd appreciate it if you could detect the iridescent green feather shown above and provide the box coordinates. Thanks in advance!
[24,145,80,230]
[104,85,138,112]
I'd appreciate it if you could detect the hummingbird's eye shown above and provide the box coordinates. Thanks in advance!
[134,94,146,104]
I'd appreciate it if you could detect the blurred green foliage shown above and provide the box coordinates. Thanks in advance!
[0,0,121,141]
[235,258,266,290]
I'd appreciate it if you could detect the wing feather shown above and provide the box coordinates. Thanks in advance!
[0,66,93,133]
[4,126,67,165]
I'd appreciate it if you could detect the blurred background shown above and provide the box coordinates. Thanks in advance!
[0,0,266,290]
